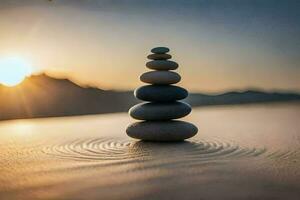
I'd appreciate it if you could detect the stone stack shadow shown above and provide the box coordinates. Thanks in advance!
[126,47,198,141]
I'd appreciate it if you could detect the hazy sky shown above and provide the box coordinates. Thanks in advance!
[0,0,299,92]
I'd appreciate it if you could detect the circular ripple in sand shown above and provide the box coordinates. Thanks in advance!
[43,138,269,162]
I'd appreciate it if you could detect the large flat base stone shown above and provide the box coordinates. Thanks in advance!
[126,120,198,142]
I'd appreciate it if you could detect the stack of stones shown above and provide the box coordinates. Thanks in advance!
[126,47,198,142]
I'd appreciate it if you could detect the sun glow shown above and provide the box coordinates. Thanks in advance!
[0,57,32,87]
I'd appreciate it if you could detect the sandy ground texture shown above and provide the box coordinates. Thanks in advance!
[0,103,299,200]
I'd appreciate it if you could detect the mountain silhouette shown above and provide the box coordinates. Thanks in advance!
[0,74,299,121]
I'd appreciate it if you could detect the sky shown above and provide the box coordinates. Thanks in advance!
[0,0,299,92]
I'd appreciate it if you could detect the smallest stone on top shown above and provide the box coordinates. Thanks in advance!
[151,47,170,54]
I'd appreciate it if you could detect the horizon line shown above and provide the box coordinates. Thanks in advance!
[0,72,298,95]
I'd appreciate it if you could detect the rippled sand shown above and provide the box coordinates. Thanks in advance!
[0,103,299,200]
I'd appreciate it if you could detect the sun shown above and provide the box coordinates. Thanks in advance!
[0,57,32,87]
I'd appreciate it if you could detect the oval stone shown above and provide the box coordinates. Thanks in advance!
[140,71,181,85]
[151,47,170,54]
[135,85,188,102]
[147,53,172,60]
[126,120,198,141]
[146,60,178,70]
[129,102,191,120]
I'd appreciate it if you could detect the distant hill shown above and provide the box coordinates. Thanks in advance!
[186,90,300,106]
[0,74,137,121]
[0,74,299,121]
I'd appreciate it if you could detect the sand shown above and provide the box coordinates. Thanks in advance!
[0,103,299,200]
